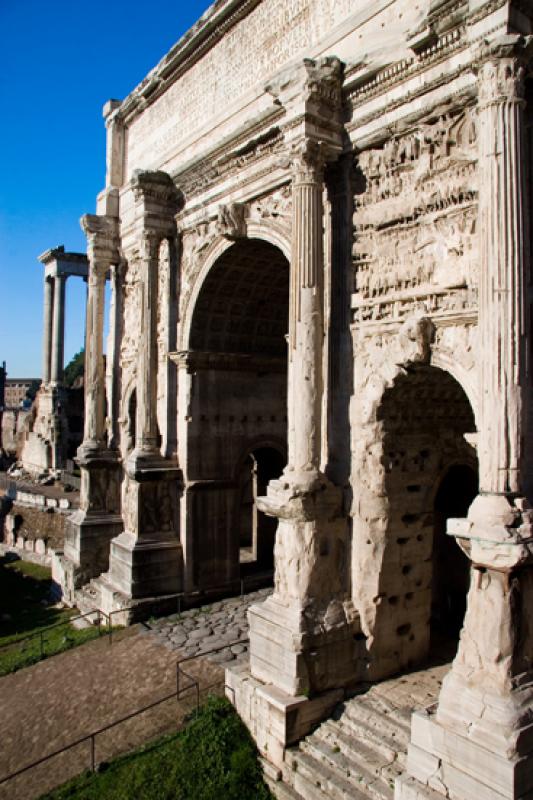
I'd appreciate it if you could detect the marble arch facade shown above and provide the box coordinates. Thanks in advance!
[51,0,533,797]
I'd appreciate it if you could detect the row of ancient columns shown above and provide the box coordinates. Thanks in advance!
[41,273,66,385]
[65,175,183,598]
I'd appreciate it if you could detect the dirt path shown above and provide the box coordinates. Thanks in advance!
[0,626,224,800]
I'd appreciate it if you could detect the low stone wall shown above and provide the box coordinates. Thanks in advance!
[2,502,68,567]
[14,489,71,511]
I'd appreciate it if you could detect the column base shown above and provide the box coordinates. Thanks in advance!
[250,473,363,697]
[395,701,533,800]
[59,510,124,602]
[249,595,363,697]
[107,531,183,599]
[226,659,343,771]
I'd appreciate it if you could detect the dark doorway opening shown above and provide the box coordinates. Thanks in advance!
[431,464,478,646]
[238,447,285,576]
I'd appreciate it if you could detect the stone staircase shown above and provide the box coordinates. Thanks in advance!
[74,577,103,617]
[266,660,450,800]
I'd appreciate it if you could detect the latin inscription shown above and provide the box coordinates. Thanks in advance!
[127,0,359,170]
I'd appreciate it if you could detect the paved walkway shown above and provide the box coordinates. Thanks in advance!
[146,587,272,662]
[0,626,223,800]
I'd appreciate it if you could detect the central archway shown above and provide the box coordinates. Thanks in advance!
[184,238,289,589]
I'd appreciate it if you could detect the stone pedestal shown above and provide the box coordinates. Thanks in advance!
[60,447,123,603]
[396,498,533,800]
[226,661,344,770]
[248,476,360,697]
[106,454,183,601]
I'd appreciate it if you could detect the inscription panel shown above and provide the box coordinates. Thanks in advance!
[127,0,361,171]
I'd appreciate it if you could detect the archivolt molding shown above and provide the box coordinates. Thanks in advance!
[179,211,291,351]
[352,315,478,433]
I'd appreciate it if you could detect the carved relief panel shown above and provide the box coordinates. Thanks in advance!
[353,109,479,324]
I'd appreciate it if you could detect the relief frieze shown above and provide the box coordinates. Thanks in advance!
[353,108,479,324]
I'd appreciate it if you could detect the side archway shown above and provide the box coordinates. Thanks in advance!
[352,362,478,679]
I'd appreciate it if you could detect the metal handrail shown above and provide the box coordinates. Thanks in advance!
[0,609,109,658]
[0,638,249,787]
[176,638,249,712]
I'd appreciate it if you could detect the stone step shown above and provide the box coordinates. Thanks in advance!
[347,693,412,738]
[341,697,411,758]
[358,692,414,734]
[290,750,371,800]
[265,775,304,800]
[300,734,394,800]
[320,718,398,766]
[317,719,402,789]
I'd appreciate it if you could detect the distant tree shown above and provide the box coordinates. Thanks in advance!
[24,380,40,404]
[63,349,85,387]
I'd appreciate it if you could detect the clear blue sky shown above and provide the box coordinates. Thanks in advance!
[0,0,212,378]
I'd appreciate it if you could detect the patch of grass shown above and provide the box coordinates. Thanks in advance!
[39,696,273,800]
[0,557,103,676]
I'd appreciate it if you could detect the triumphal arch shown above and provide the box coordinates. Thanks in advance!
[52,0,533,796]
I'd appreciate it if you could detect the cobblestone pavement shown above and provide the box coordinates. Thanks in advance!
[146,587,272,663]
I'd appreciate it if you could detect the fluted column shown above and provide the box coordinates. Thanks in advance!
[106,262,122,451]
[135,230,160,456]
[477,51,531,497]
[60,214,123,600]
[42,276,53,384]
[82,253,107,450]
[287,140,325,484]
[243,58,361,708]
[50,274,66,384]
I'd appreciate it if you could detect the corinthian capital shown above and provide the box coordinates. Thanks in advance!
[80,214,120,272]
[476,34,533,106]
[290,139,328,184]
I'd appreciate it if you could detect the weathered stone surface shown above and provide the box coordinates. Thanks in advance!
[42,1,533,798]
